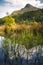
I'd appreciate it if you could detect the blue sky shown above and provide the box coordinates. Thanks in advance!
[0,0,43,18]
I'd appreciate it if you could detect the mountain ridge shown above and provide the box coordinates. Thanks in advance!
[12,4,40,16]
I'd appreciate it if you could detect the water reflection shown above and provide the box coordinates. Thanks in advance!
[0,36,43,65]
[0,36,4,48]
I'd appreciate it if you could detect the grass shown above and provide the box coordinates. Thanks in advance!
[0,22,43,36]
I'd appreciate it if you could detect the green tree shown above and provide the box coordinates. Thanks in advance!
[3,16,16,36]
[3,16,16,26]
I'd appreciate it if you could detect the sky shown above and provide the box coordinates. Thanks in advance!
[0,0,43,18]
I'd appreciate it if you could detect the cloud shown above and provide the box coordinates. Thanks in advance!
[0,0,43,8]
[3,0,43,8]
[0,0,43,18]
[0,5,15,18]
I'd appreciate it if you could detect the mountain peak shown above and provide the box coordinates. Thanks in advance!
[11,4,39,16]
[25,4,32,8]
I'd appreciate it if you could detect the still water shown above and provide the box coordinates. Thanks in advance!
[0,36,43,65]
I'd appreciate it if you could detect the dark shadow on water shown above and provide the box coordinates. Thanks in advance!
[0,56,43,65]
[0,48,43,65]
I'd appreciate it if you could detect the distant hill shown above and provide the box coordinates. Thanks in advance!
[12,7,43,24]
[0,4,43,25]
[12,4,39,16]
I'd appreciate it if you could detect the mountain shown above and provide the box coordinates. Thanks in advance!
[12,9,43,24]
[12,4,39,16]
[11,4,43,24]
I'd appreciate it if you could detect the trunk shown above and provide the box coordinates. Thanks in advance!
[4,58,6,65]
[4,54,7,65]
[34,46,41,65]
[34,46,37,65]
[17,45,23,65]
[27,51,28,65]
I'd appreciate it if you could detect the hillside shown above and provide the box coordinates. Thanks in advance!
[11,4,43,24]
[0,4,43,25]
[12,4,39,16]
[12,9,43,24]
[0,4,43,24]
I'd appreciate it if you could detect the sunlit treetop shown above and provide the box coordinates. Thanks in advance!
[2,15,16,26]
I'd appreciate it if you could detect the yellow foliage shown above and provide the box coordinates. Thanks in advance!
[33,21,39,28]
